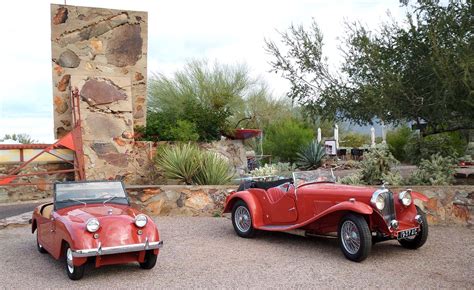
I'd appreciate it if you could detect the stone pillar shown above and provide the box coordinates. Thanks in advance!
[50,4,148,139]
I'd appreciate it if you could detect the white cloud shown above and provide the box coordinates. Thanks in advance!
[0,0,407,142]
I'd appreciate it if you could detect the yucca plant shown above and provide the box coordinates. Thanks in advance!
[296,140,326,170]
[155,143,201,184]
[193,152,234,185]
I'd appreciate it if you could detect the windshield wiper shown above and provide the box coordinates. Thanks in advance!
[103,196,121,205]
[60,198,87,206]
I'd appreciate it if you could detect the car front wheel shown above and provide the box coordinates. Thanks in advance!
[398,206,428,249]
[231,200,256,238]
[64,243,85,280]
[139,250,158,269]
[338,213,372,262]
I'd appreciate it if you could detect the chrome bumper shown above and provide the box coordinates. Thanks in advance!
[72,239,163,258]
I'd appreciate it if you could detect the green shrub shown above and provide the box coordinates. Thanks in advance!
[296,140,326,170]
[155,143,234,185]
[386,125,412,162]
[339,145,401,185]
[381,171,404,186]
[262,118,314,162]
[193,152,234,185]
[155,143,201,184]
[340,172,364,185]
[359,145,400,185]
[168,120,199,142]
[405,131,467,164]
[250,162,297,178]
[339,132,369,148]
[409,154,455,185]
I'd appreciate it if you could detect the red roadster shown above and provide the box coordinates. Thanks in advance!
[224,170,429,262]
[31,181,162,280]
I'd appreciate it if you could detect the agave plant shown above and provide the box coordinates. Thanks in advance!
[296,140,326,170]
[193,152,234,185]
[155,143,201,184]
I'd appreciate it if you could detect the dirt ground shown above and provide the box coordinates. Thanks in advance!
[0,217,472,288]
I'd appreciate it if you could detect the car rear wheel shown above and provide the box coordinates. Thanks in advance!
[231,200,256,238]
[36,231,47,254]
[398,206,428,249]
[139,250,158,269]
[338,213,372,262]
[64,243,85,280]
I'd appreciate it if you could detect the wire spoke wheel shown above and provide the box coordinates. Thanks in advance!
[341,220,361,255]
[231,200,256,238]
[234,206,251,233]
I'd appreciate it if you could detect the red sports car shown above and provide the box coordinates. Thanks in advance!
[31,181,163,280]
[224,170,429,262]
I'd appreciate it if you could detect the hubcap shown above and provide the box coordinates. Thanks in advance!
[66,248,74,273]
[234,206,251,233]
[341,220,361,255]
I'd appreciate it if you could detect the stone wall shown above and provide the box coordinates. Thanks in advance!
[392,186,474,227]
[51,4,148,138]
[127,185,236,216]
[127,185,474,227]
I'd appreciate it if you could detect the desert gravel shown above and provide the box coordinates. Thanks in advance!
[0,216,472,288]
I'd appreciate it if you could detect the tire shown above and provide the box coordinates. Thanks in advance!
[36,231,47,254]
[398,206,428,249]
[64,243,85,280]
[338,213,372,262]
[231,200,256,238]
[139,250,158,269]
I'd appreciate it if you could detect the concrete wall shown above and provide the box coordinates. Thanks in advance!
[51,4,148,138]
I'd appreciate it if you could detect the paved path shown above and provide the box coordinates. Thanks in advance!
[0,201,46,219]
[0,217,472,288]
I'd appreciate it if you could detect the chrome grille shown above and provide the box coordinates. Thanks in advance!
[380,191,396,224]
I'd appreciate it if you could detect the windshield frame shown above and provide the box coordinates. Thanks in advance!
[53,180,130,210]
[292,169,336,194]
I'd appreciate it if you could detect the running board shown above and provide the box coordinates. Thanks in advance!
[282,229,338,239]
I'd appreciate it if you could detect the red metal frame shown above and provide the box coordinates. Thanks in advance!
[0,89,85,186]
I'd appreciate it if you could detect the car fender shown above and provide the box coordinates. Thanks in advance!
[412,191,428,202]
[318,200,374,219]
[223,191,264,228]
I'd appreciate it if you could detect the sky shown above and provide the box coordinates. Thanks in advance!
[0,0,406,143]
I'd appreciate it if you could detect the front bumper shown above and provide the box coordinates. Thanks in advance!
[72,239,163,258]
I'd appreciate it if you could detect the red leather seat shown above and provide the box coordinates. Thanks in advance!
[266,187,286,204]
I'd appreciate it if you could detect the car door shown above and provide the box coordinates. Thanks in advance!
[267,184,298,224]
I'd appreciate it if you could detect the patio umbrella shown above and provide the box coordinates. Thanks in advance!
[334,124,339,149]
[317,128,322,143]
[371,127,376,147]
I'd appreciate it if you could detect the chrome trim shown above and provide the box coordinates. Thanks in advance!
[71,240,163,257]
[415,214,423,224]
[371,189,388,210]
[390,220,399,230]
[398,189,412,207]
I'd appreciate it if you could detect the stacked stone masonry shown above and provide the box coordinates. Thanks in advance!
[51,4,148,138]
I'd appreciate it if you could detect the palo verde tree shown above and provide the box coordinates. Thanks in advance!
[265,0,473,136]
[147,60,270,141]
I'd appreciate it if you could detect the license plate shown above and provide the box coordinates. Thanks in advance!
[398,228,418,239]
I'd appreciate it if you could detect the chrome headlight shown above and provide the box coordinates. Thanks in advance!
[371,191,385,210]
[399,190,412,206]
[135,214,148,228]
[86,218,100,233]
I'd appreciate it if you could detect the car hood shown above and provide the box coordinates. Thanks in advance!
[58,204,138,224]
[297,183,377,198]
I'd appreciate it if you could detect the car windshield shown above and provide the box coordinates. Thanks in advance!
[292,169,336,188]
[55,181,128,208]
